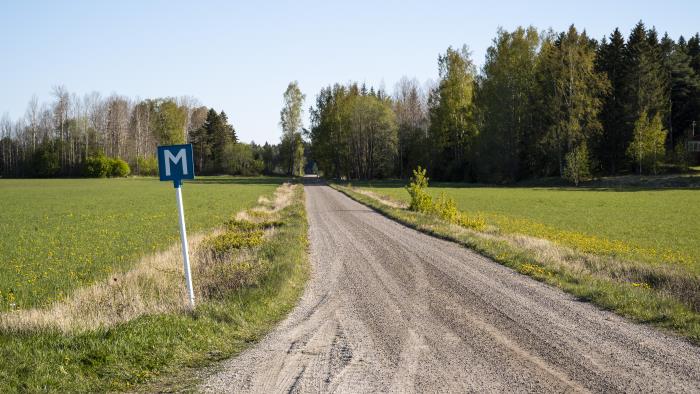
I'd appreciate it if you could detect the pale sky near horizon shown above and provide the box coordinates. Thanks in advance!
[1,0,699,144]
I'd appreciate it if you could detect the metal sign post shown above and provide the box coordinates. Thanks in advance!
[157,144,196,308]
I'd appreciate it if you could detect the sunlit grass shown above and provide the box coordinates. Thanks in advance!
[0,183,310,392]
[0,176,284,311]
[354,182,699,271]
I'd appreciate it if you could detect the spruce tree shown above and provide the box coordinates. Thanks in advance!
[596,28,628,174]
[661,35,700,148]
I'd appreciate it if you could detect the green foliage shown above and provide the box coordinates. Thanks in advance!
[83,155,130,177]
[151,99,187,145]
[280,81,306,176]
[536,25,610,176]
[433,193,459,223]
[596,28,629,174]
[109,157,131,177]
[428,46,477,180]
[30,145,60,177]
[191,109,237,174]
[456,214,487,231]
[83,154,111,177]
[475,27,540,182]
[136,156,158,176]
[204,230,265,256]
[563,143,591,185]
[627,111,667,174]
[673,138,691,170]
[406,166,432,212]
[308,83,397,179]
[623,22,668,133]
[222,143,265,176]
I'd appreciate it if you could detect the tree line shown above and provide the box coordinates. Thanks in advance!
[0,89,293,177]
[309,22,700,181]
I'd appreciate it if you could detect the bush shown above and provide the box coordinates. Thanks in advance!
[563,143,591,186]
[135,156,158,176]
[31,146,60,177]
[83,155,111,178]
[84,155,130,178]
[457,214,487,231]
[109,158,131,177]
[406,166,432,213]
[433,193,459,223]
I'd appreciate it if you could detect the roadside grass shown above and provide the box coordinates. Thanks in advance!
[332,183,700,344]
[0,183,310,392]
[0,176,283,311]
[350,181,700,272]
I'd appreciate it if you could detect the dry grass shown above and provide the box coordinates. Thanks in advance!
[0,183,298,333]
[350,187,408,209]
[236,183,296,221]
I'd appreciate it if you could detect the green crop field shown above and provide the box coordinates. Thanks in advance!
[354,181,700,270]
[0,177,284,311]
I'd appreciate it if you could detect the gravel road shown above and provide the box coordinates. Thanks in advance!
[201,183,700,393]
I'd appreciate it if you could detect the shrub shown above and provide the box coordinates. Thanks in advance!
[83,155,130,177]
[433,193,459,223]
[406,166,432,213]
[563,143,591,186]
[83,155,111,178]
[31,146,60,177]
[135,156,158,176]
[457,214,487,231]
[204,230,265,256]
[109,158,131,177]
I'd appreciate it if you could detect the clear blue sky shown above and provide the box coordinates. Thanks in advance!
[1,0,698,144]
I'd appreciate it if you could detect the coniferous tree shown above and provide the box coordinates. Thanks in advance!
[623,22,668,170]
[661,35,700,148]
[596,28,628,173]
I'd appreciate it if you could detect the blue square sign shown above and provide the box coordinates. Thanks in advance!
[158,144,195,185]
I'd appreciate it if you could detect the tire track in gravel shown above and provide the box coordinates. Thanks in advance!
[201,182,700,393]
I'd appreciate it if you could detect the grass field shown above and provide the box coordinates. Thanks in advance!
[354,181,699,271]
[0,177,282,311]
[0,180,310,392]
[0,177,284,311]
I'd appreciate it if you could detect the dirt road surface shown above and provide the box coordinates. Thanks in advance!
[201,184,700,393]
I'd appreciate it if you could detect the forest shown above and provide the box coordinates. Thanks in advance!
[1,21,699,182]
[309,22,700,181]
[0,91,288,177]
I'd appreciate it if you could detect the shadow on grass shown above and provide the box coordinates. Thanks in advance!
[186,176,290,186]
[335,174,700,193]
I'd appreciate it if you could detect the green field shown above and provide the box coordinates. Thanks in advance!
[0,177,284,311]
[355,182,700,270]
[0,179,310,391]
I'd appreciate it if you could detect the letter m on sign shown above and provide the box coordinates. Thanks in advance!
[158,144,195,183]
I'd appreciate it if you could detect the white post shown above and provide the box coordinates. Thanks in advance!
[175,182,195,308]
